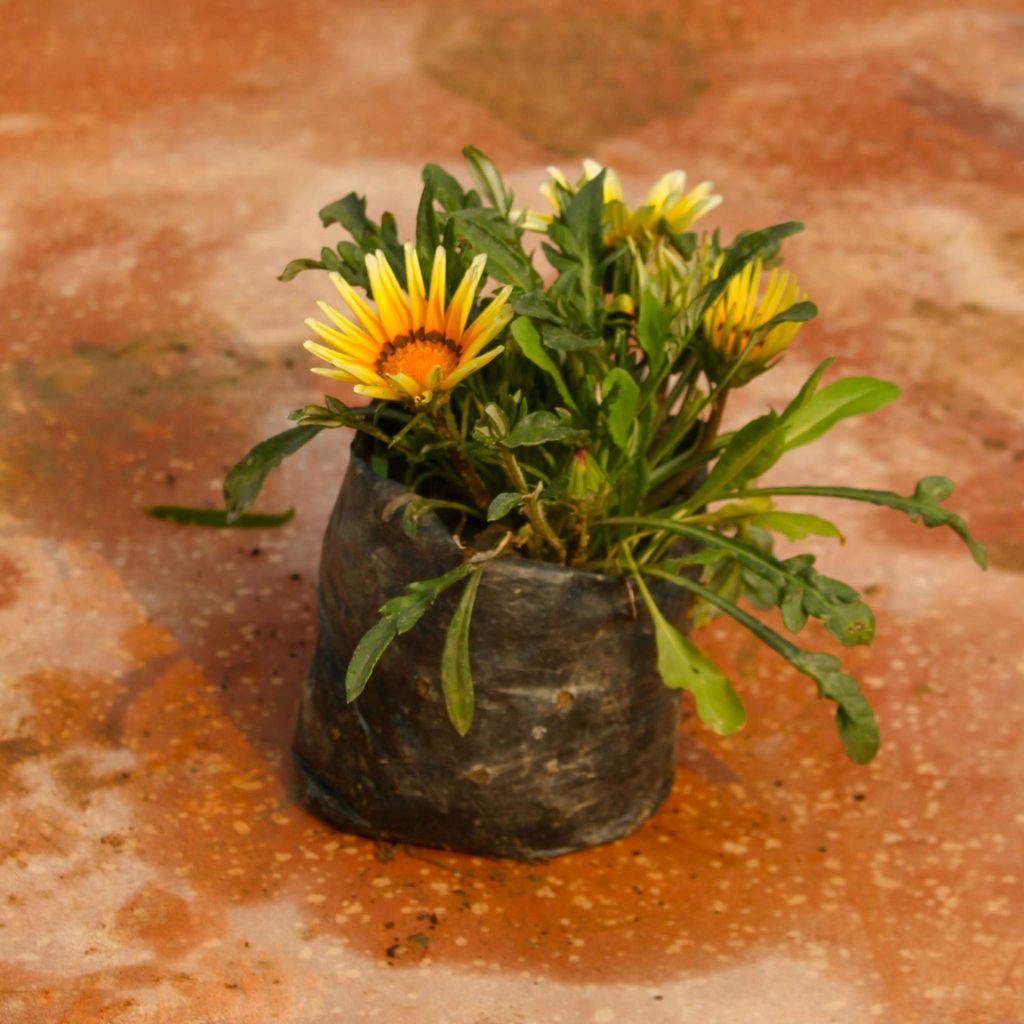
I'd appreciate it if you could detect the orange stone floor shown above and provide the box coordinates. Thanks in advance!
[2,2,1022,1022]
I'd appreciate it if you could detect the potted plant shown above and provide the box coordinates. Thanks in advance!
[168,148,985,859]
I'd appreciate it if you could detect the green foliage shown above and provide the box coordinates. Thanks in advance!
[487,491,525,521]
[145,505,295,528]
[217,149,985,759]
[223,426,322,523]
[440,567,484,735]
[629,558,745,734]
[345,564,475,701]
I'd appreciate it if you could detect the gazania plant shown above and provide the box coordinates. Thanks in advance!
[203,147,986,764]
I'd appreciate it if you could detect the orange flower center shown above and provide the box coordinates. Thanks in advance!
[375,329,460,389]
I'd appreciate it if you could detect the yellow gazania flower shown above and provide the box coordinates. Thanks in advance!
[521,159,721,243]
[303,244,512,406]
[703,256,806,367]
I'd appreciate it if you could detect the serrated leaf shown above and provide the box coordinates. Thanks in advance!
[780,584,808,633]
[487,491,525,521]
[741,569,779,610]
[319,193,377,246]
[422,163,468,211]
[449,208,536,288]
[440,569,484,735]
[643,567,880,763]
[223,426,322,523]
[741,480,987,569]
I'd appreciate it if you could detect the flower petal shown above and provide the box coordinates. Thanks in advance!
[303,340,386,385]
[445,253,486,343]
[425,246,447,335]
[310,366,360,384]
[459,286,513,361]
[305,317,377,360]
[353,383,404,401]
[329,271,389,346]
[385,371,427,401]
[366,251,412,339]
[404,242,427,325]
[441,345,504,390]
[314,303,379,356]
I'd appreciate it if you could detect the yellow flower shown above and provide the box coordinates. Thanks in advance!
[303,244,512,406]
[703,256,806,368]
[522,160,721,243]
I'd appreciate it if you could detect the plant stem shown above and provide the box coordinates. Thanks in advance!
[429,410,491,514]
[644,390,729,512]
[499,447,567,563]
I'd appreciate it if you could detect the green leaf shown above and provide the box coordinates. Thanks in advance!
[914,475,954,507]
[449,208,537,289]
[791,653,880,763]
[758,300,818,333]
[602,368,640,453]
[145,505,295,528]
[487,491,525,521]
[637,289,670,372]
[604,517,873,647]
[684,412,786,510]
[562,172,606,261]
[344,617,399,702]
[783,376,901,450]
[542,324,601,351]
[319,193,377,246]
[345,564,474,701]
[511,293,559,321]
[422,163,468,211]
[278,257,325,282]
[509,317,577,410]
[780,583,808,633]
[415,181,440,265]
[833,688,881,764]
[644,567,879,763]
[320,246,343,272]
[223,426,322,523]
[506,410,575,448]
[634,575,745,735]
[382,494,480,538]
[462,145,513,216]
[700,222,805,310]
[746,511,844,542]
[440,569,484,735]
[738,479,987,569]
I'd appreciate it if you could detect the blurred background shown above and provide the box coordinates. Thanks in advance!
[1,2,1022,1022]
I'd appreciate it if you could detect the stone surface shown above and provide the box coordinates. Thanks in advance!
[1,2,1022,1022]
